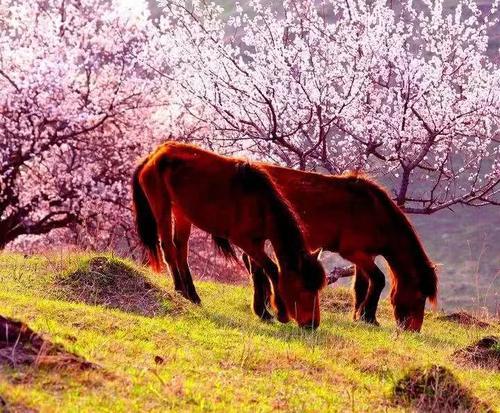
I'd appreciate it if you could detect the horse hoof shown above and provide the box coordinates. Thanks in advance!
[360,317,380,326]
[190,294,202,305]
[276,313,291,324]
[254,304,274,321]
[300,322,319,331]
[359,315,380,327]
[177,290,201,305]
[189,295,202,305]
[258,311,274,322]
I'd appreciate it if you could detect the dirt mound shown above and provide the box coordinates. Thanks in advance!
[0,395,37,413]
[57,256,185,316]
[453,336,500,371]
[437,311,491,328]
[393,365,491,412]
[0,315,95,371]
[321,287,352,313]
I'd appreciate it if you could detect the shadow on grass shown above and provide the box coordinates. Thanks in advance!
[0,315,96,371]
[0,314,112,400]
[199,308,369,349]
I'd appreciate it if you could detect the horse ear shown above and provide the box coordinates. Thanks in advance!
[311,248,323,260]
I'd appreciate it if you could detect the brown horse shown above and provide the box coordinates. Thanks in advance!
[132,142,325,328]
[243,164,438,332]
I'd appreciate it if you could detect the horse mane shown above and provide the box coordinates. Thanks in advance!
[361,177,437,304]
[235,161,307,257]
[235,161,323,288]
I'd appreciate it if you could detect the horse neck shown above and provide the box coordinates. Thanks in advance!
[238,161,308,271]
[384,227,431,287]
[267,210,306,272]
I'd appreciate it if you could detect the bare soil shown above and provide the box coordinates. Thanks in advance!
[0,315,95,371]
[453,336,500,371]
[437,311,492,328]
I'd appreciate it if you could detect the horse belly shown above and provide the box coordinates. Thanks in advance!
[171,189,234,237]
[166,161,267,242]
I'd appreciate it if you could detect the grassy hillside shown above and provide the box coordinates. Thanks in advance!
[0,253,498,412]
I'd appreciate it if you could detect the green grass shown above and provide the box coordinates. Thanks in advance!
[0,252,498,412]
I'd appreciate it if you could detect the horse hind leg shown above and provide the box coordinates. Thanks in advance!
[140,170,188,300]
[173,209,201,304]
[242,253,273,321]
[157,223,188,299]
[158,241,184,294]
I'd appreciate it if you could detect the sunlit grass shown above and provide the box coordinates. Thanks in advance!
[0,252,498,412]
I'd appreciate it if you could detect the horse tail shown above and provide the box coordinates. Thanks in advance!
[368,181,437,305]
[132,158,162,272]
[212,236,238,261]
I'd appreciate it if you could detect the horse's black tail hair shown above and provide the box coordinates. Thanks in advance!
[212,236,238,261]
[132,158,160,269]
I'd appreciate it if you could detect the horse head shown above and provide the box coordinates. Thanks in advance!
[276,249,325,329]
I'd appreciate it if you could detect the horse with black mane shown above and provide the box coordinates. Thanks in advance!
[132,142,325,328]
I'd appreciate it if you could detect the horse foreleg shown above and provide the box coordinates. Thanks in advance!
[239,244,290,323]
[352,268,369,321]
[357,265,385,325]
[342,252,384,326]
[242,253,273,321]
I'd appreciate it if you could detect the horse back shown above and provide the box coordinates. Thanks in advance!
[150,142,271,240]
[262,164,394,252]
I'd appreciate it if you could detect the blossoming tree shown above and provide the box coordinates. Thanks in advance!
[0,0,169,249]
[2,0,498,255]
[159,0,499,213]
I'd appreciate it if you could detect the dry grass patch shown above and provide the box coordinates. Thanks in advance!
[0,395,36,413]
[437,311,492,328]
[393,365,491,412]
[56,256,186,317]
[453,336,500,371]
[321,287,352,313]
